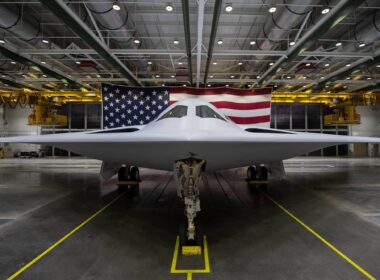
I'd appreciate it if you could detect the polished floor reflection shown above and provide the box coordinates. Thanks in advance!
[0,157,379,280]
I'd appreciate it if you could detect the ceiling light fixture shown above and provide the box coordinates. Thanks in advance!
[42,74,47,78]
[147,61,152,65]
[97,74,101,78]
[346,63,351,67]
[155,74,160,78]
[289,41,295,46]
[287,76,291,79]
[269,62,274,66]
[173,39,179,44]
[230,75,235,78]
[171,75,175,78]
[305,63,311,66]
[358,42,366,48]
[225,84,229,87]
[112,1,121,11]
[324,63,330,67]
[75,61,81,65]
[367,77,372,80]
[209,75,214,78]
[213,62,217,65]
[321,7,330,14]
[335,42,342,47]
[225,4,233,12]
[10,61,16,64]
[134,39,141,44]
[41,61,46,64]
[250,40,256,45]
[217,39,223,45]
[162,84,165,86]
[166,3,174,12]
[256,75,260,79]
[238,62,243,65]
[42,39,49,44]
[208,84,211,87]
[320,76,324,79]
[0,39,5,44]
[346,77,351,80]
[376,64,380,68]
[178,62,183,65]
[269,6,276,13]
[183,84,187,87]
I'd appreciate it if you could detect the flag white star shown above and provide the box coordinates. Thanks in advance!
[121,94,126,99]
[116,88,120,93]
[145,105,150,110]
[127,90,132,95]
[104,106,109,110]
[145,115,151,120]
[139,91,144,95]
[116,118,120,123]
[104,96,109,101]
[110,93,114,97]
[139,100,144,105]
[152,100,156,105]
[121,104,126,109]
[152,110,156,115]
[146,96,151,101]
[164,90,169,95]
[110,102,114,107]
[139,110,144,115]
[104,86,108,91]
[133,115,138,119]
[115,98,120,103]
[105,116,109,121]
[127,100,132,105]
[110,112,114,117]
[127,109,132,114]
[158,105,163,110]
[158,95,163,100]
[133,95,138,100]
[127,119,132,124]
[115,108,120,112]
[139,120,144,125]
[121,114,126,118]
[152,91,157,96]
[164,100,168,105]
[133,105,138,110]
[110,122,114,127]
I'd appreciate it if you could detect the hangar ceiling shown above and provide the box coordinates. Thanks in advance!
[0,0,379,95]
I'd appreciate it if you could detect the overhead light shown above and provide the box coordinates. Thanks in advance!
[42,39,49,44]
[367,77,372,80]
[335,42,342,47]
[213,62,217,65]
[147,61,152,65]
[155,74,160,78]
[42,74,47,78]
[320,76,325,79]
[0,39,5,44]
[217,39,223,45]
[256,75,260,79]
[289,41,295,46]
[225,4,233,12]
[134,39,141,44]
[287,76,291,79]
[346,77,351,80]
[10,61,16,64]
[358,42,366,48]
[41,61,46,64]
[96,74,101,78]
[238,62,243,65]
[166,4,174,12]
[112,1,121,11]
[343,85,347,88]
[207,84,211,87]
[178,62,183,65]
[162,83,165,86]
[209,75,214,78]
[305,63,311,66]
[376,64,380,68]
[225,84,229,87]
[173,39,179,44]
[346,63,351,67]
[22,74,27,78]
[269,6,276,13]
[250,40,256,45]
[324,63,330,67]
[269,62,274,66]
[230,75,235,78]
[321,8,330,14]
[75,61,81,65]
[171,75,175,78]
[183,84,187,87]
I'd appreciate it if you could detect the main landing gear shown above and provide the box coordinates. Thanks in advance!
[117,165,140,194]
[247,165,269,191]
[174,158,205,242]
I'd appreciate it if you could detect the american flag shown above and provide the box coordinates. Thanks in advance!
[102,83,272,128]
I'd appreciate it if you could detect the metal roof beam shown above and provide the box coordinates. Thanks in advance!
[181,0,193,85]
[40,0,142,87]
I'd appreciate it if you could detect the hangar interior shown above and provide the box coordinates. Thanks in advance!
[0,1,380,280]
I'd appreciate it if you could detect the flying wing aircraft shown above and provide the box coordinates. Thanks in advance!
[1,98,380,240]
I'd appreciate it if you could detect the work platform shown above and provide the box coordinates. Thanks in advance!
[0,158,379,280]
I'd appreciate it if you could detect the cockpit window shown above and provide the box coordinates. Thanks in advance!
[196,105,226,121]
[157,105,188,121]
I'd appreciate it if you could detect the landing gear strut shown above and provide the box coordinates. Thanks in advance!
[117,165,140,194]
[174,159,205,241]
[247,165,269,191]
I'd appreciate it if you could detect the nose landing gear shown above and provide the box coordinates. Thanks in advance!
[117,165,140,194]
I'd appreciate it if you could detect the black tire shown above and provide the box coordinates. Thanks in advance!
[260,166,268,180]
[247,166,256,181]
[130,166,140,181]
[118,166,128,181]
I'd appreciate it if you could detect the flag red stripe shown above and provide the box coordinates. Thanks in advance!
[228,115,271,124]
[210,101,270,110]
[170,86,272,96]
[169,100,270,110]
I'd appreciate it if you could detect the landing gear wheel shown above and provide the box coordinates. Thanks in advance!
[130,166,140,181]
[247,166,256,181]
[118,166,128,181]
[259,166,268,191]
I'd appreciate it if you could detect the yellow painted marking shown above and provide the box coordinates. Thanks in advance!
[7,193,125,280]
[261,190,377,280]
[171,235,210,280]
[117,180,140,185]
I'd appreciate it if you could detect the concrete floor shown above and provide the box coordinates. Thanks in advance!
[0,157,380,280]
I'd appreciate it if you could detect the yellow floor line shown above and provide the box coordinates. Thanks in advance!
[261,190,377,280]
[7,193,125,280]
[171,235,210,279]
